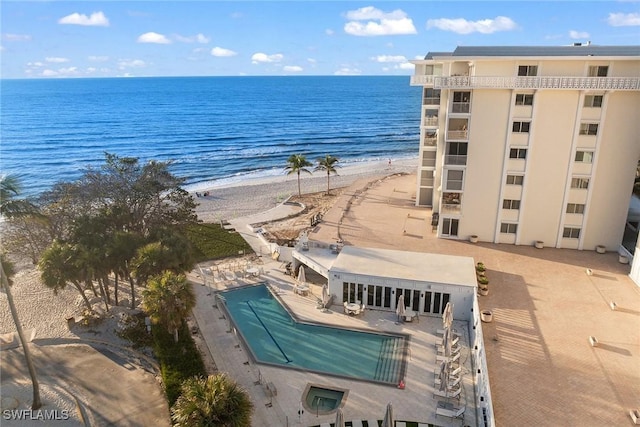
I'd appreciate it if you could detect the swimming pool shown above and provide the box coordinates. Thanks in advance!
[217,284,407,385]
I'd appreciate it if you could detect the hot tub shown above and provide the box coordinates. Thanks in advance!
[301,384,349,416]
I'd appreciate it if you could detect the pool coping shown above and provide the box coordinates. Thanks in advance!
[215,282,411,387]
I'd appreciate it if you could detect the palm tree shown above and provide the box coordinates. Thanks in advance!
[315,154,340,195]
[0,175,42,411]
[142,271,195,342]
[171,374,253,427]
[0,175,37,218]
[284,154,313,197]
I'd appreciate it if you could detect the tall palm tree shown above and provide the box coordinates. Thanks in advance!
[171,374,254,427]
[284,154,313,197]
[142,271,195,342]
[315,154,340,195]
[0,174,42,410]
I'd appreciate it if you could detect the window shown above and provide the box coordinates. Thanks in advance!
[566,203,586,214]
[442,218,459,236]
[500,223,518,234]
[571,177,590,189]
[515,94,534,106]
[509,148,527,159]
[512,121,531,133]
[452,92,471,113]
[452,92,470,103]
[445,142,468,165]
[506,175,524,185]
[445,170,464,191]
[502,199,521,210]
[563,227,581,239]
[424,88,441,105]
[579,123,599,136]
[588,66,608,77]
[584,95,603,108]
[575,151,594,163]
[518,65,538,76]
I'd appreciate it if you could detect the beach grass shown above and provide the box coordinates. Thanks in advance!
[186,223,252,262]
[151,320,207,404]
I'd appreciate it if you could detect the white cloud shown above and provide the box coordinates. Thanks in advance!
[174,33,210,43]
[397,63,414,70]
[211,47,238,57]
[27,61,44,67]
[569,30,590,39]
[334,67,362,75]
[3,33,32,41]
[307,58,317,64]
[58,11,109,27]
[118,59,146,69]
[607,12,640,26]
[251,52,283,64]
[283,65,303,72]
[0,45,4,52]
[137,32,171,44]
[371,55,407,63]
[344,7,417,36]
[325,29,335,36]
[46,57,69,63]
[42,69,58,77]
[426,16,517,34]
[88,55,109,62]
[87,67,97,73]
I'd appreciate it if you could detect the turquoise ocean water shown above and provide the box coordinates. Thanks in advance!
[1,76,421,197]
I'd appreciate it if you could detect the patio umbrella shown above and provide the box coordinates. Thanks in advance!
[297,266,306,284]
[322,283,329,305]
[396,299,406,322]
[437,360,450,391]
[442,326,452,358]
[335,408,345,427]
[442,302,453,328]
[382,402,394,427]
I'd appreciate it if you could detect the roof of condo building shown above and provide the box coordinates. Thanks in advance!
[423,44,640,60]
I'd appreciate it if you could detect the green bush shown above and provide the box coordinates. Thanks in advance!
[151,321,207,404]
[186,223,252,262]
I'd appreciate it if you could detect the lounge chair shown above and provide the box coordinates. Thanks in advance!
[438,335,460,347]
[435,375,461,388]
[436,351,461,363]
[437,345,461,356]
[433,386,461,399]
[367,420,379,427]
[434,365,461,377]
[436,328,459,337]
[435,406,465,419]
[352,421,364,427]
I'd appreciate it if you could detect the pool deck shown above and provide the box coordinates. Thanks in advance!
[189,172,640,427]
[190,272,474,427]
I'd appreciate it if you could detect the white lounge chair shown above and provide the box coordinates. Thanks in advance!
[352,421,364,427]
[434,365,462,377]
[435,375,461,388]
[433,386,461,399]
[436,351,461,363]
[367,420,379,427]
[436,406,465,419]
[438,335,460,347]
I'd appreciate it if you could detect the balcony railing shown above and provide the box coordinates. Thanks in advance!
[451,102,470,114]
[422,158,436,167]
[411,74,640,91]
[423,117,439,126]
[420,178,435,187]
[445,155,467,166]
[447,130,468,140]
[423,137,437,147]
[423,97,441,105]
[441,203,461,214]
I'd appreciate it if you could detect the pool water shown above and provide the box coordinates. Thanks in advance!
[219,284,406,384]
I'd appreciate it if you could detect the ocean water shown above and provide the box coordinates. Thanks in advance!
[1,76,421,197]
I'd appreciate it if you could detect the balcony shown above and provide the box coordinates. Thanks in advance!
[423,136,437,147]
[420,177,435,187]
[447,130,468,140]
[445,155,467,166]
[422,157,436,167]
[423,97,441,105]
[411,75,437,86]
[432,75,640,91]
[424,116,439,126]
[451,102,470,114]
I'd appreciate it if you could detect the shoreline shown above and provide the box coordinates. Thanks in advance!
[193,157,418,223]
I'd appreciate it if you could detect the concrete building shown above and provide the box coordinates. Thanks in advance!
[409,45,640,255]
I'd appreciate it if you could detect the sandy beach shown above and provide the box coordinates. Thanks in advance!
[194,157,418,223]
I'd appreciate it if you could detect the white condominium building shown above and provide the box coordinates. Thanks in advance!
[410,44,640,252]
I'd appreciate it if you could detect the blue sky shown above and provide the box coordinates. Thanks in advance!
[1,1,639,78]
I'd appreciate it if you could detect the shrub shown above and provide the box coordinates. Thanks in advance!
[478,276,489,285]
[186,223,252,262]
[476,262,486,272]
